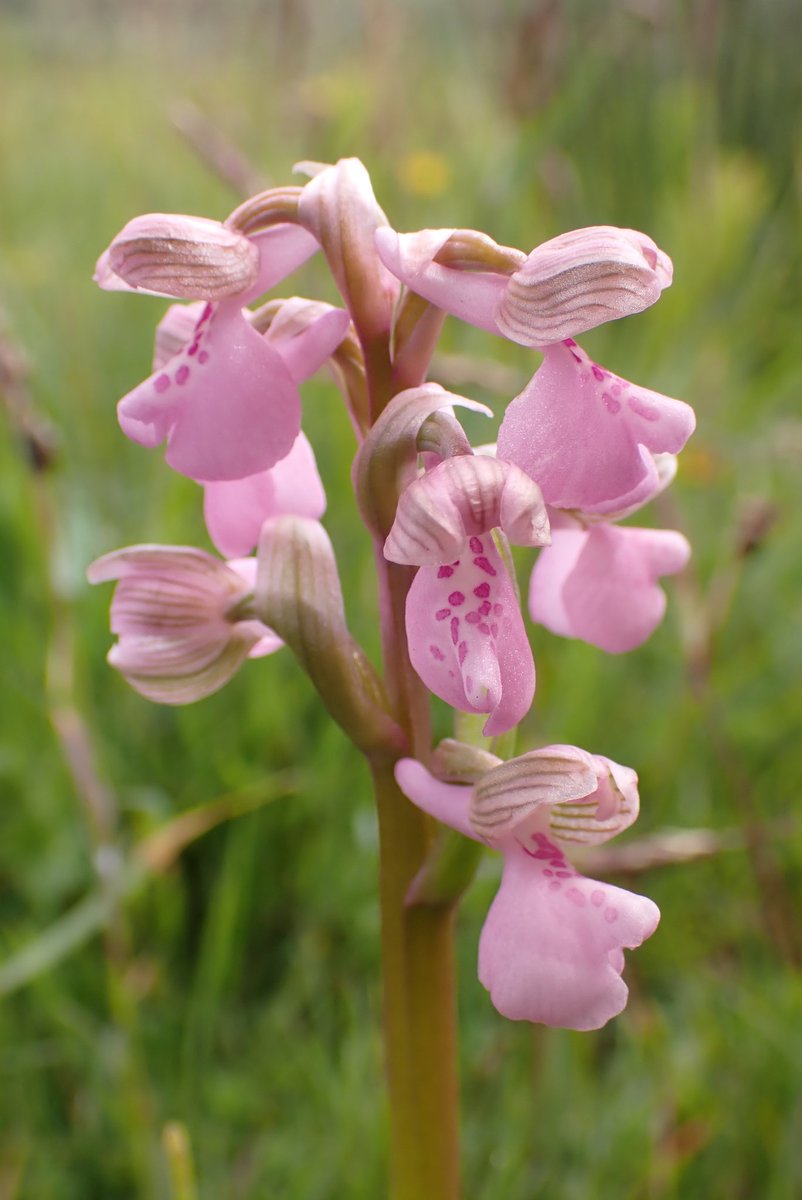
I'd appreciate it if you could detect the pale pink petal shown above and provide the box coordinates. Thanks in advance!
[530,523,691,653]
[104,214,260,299]
[375,226,515,333]
[240,224,320,303]
[394,759,477,841]
[203,433,326,558]
[385,455,549,566]
[497,225,673,346]
[405,535,534,736]
[478,841,659,1029]
[118,300,301,482]
[497,341,695,513]
[265,302,350,384]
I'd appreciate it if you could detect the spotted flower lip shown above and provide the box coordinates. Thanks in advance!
[87,544,280,704]
[387,456,545,736]
[95,217,332,483]
[496,339,696,514]
[395,755,659,1031]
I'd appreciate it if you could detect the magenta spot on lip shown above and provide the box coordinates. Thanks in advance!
[435,608,451,621]
[198,350,210,364]
[478,622,490,635]
[198,303,213,324]
[493,603,504,616]
[465,611,480,625]
[567,887,586,907]
[450,617,459,645]
[187,342,200,357]
[543,869,554,877]
[473,556,497,576]
[458,640,468,665]
[437,565,454,579]
[604,907,619,923]
[154,374,171,393]
[591,890,605,907]
[564,338,577,347]
[429,644,445,661]
[611,383,622,397]
[591,364,606,381]
[478,600,491,616]
[549,880,562,891]
[175,364,190,385]
[602,392,622,414]
[473,582,490,598]
[448,591,465,606]
[464,674,473,691]
[469,536,483,554]
[555,870,572,879]
[490,623,499,637]
[628,395,660,422]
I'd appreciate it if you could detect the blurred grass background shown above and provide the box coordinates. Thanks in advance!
[1,0,802,1196]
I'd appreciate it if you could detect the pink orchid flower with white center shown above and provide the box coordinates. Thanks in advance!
[87,545,280,704]
[496,339,695,514]
[94,214,335,482]
[375,224,672,345]
[529,519,691,653]
[384,454,550,735]
[396,751,660,1030]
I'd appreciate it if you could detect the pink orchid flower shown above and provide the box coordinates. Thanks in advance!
[375,223,672,345]
[396,751,660,1030]
[529,519,691,653]
[148,296,340,556]
[94,214,342,482]
[87,545,279,704]
[496,339,695,514]
[384,454,550,735]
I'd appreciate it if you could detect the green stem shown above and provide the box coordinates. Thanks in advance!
[372,762,461,1200]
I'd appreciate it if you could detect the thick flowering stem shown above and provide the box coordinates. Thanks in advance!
[371,760,461,1200]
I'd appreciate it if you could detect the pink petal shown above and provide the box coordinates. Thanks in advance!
[405,536,534,736]
[478,844,659,1029]
[118,300,301,482]
[240,224,320,303]
[497,341,696,513]
[265,302,350,384]
[106,213,259,299]
[530,523,691,653]
[385,455,549,566]
[203,433,326,558]
[394,759,477,841]
[496,225,673,346]
[375,227,516,333]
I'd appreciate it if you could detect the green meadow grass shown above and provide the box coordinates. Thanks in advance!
[1,3,801,1196]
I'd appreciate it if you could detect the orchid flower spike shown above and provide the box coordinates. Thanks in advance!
[94,213,341,482]
[87,545,279,703]
[529,519,691,653]
[375,223,673,345]
[396,751,660,1030]
[497,340,695,514]
[385,455,550,735]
